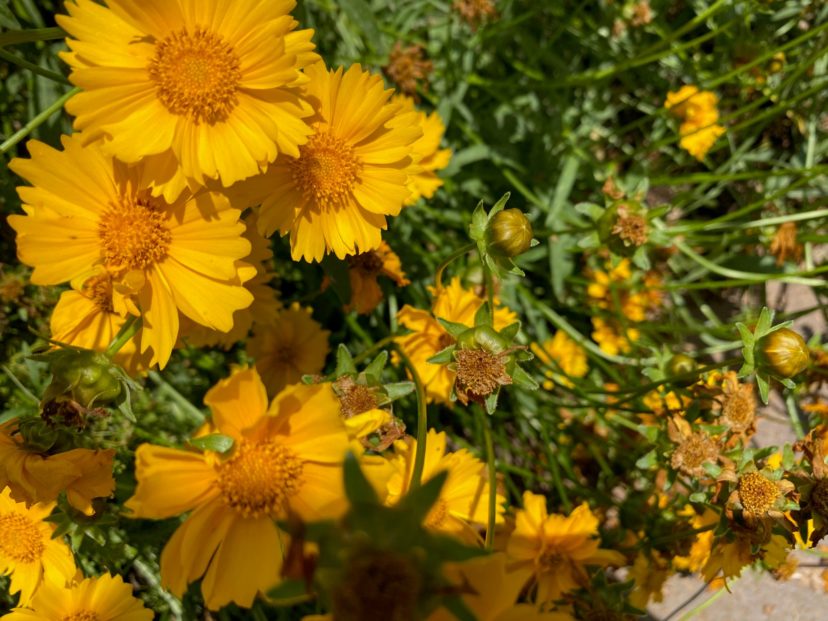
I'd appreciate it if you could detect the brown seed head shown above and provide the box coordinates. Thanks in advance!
[453,348,511,406]
[671,431,719,477]
[333,376,380,419]
[384,42,432,98]
[738,472,779,518]
[611,204,648,247]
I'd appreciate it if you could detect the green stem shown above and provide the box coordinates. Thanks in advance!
[0,27,64,47]
[147,371,206,424]
[0,48,69,83]
[1,87,79,154]
[105,316,142,358]
[480,410,497,549]
[393,344,428,488]
[434,243,475,291]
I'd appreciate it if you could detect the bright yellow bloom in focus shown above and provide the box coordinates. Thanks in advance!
[506,492,625,604]
[386,429,505,544]
[0,422,115,516]
[396,277,517,404]
[665,85,725,161]
[246,302,330,396]
[428,554,572,621]
[2,572,153,621]
[0,487,76,606]
[393,95,452,205]
[126,367,350,609]
[58,0,317,201]
[8,135,254,369]
[531,331,588,389]
[248,62,423,262]
[345,241,410,314]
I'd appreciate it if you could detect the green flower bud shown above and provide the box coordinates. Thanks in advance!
[487,209,533,258]
[758,328,811,378]
[47,349,123,408]
[666,353,698,387]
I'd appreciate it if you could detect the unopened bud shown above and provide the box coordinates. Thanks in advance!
[758,328,810,378]
[487,209,534,258]
[47,350,123,408]
[666,354,698,386]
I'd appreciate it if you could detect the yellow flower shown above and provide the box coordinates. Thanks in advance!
[531,331,588,389]
[428,554,571,621]
[396,277,517,404]
[702,532,789,583]
[591,317,638,356]
[180,211,281,349]
[506,492,625,604]
[125,367,351,609]
[1,572,152,621]
[393,95,452,204]
[8,135,254,369]
[58,0,317,201]
[345,241,410,314]
[247,62,422,262]
[0,487,76,606]
[0,422,115,516]
[246,302,330,396]
[386,429,504,544]
[628,551,671,609]
[664,85,725,160]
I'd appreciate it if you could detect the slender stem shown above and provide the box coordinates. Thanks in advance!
[0,87,79,155]
[147,371,206,424]
[1,365,39,404]
[0,27,64,47]
[480,410,497,549]
[0,48,69,84]
[393,343,428,488]
[434,243,475,291]
[105,315,141,358]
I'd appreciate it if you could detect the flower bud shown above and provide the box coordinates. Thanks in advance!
[487,209,533,258]
[758,328,810,378]
[666,353,698,386]
[46,349,123,408]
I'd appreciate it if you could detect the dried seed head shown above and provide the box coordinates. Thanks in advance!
[671,431,719,477]
[333,376,380,419]
[453,348,511,406]
[738,472,779,518]
[611,204,648,247]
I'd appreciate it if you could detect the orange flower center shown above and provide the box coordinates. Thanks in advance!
[425,499,449,529]
[348,250,384,274]
[216,439,304,518]
[738,472,778,516]
[81,273,114,313]
[62,612,100,621]
[291,131,362,209]
[0,512,44,563]
[149,27,241,124]
[99,196,171,270]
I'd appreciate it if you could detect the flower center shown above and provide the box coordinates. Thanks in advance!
[81,273,114,313]
[0,512,44,563]
[99,195,171,271]
[149,27,241,124]
[62,612,100,621]
[453,348,510,402]
[334,376,379,419]
[291,131,362,210]
[215,439,304,518]
[425,499,449,529]
[348,250,384,274]
[738,472,778,517]
[722,385,756,431]
[672,432,717,475]
[539,548,568,573]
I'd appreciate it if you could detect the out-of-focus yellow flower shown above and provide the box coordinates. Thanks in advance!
[395,277,517,404]
[247,303,330,396]
[506,492,625,604]
[345,241,410,314]
[591,317,639,356]
[665,85,725,160]
[629,550,671,609]
[0,487,76,606]
[673,508,718,572]
[531,331,588,389]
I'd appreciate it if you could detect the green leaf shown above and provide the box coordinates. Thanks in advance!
[473,303,492,328]
[343,452,379,505]
[511,364,539,391]
[469,200,488,241]
[363,351,388,381]
[335,344,357,377]
[631,247,650,270]
[427,346,455,365]
[573,202,604,221]
[756,307,774,336]
[702,461,722,478]
[484,389,499,414]
[398,471,447,522]
[383,381,415,401]
[757,373,770,404]
[489,192,511,217]
[0,0,20,28]
[635,449,657,469]
[338,0,382,49]
[188,434,234,454]
[689,492,707,503]
[437,318,471,338]
[266,579,309,604]
[499,321,521,343]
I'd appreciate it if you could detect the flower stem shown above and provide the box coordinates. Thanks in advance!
[0,27,64,47]
[147,371,206,425]
[105,315,142,358]
[393,343,428,488]
[434,242,475,291]
[0,87,79,155]
[480,409,497,549]
[0,48,69,84]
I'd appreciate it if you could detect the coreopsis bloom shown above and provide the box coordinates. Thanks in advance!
[702,527,790,583]
[8,135,254,368]
[384,42,432,97]
[58,0,317,201]
[1,572,153,621]
[0,487,76,606]
[672,508,718,572]
[664,85,725,160]
[590,317,639,356]
[125,367,351,609]
[531,331,588,389]
[628,551,671,609]
[0,422,115,516]
[396,277,517,404]
[345,241,410,314]
[506,492,625,604]
[246,302,330,396]
[180,212,281,349]
[386,429,504,543]
[393,95,452,204]
[248,62,422,262]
